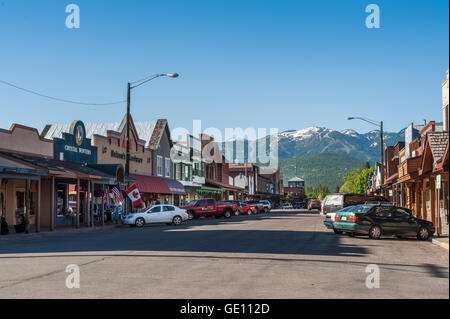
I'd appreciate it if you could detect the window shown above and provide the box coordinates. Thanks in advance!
[197,200,206,206]
[165,158,171,178]
[176,164,181,180]
[393,208,410,218]
[374,207,392,218]
[149,206,161,213]
[163,205,175,212]
[185,165,190,179]
[207,199,215,206]
[157,156,163,176]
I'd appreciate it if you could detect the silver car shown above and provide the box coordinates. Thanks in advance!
[123,204,189,227]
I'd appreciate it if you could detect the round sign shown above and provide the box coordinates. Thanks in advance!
[70,120,86,147]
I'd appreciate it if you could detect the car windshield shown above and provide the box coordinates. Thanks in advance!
[186,200,197,206]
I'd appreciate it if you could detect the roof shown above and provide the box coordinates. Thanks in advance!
[133,121,157,148]
[0,151,114,180]
[43,116,156,147]
[428,132,449,164]
[288,176,304,182]
[135,119,172,150]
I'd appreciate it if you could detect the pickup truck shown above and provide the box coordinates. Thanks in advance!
[181,198,238,220]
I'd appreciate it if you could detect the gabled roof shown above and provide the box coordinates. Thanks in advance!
[135,119,172,149]
[42,115,149,146]
[428,131,449,164]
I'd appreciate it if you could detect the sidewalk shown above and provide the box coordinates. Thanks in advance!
[429,236,449,250]
[0,224,122,242]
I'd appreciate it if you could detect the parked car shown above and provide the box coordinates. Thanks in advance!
[333,203,435,240]
[239,202,257,215]
[259,200,272,213]
[322,193,388,215]
[292,201,306,209]
[182,198,238,220]
[220,200,243,215]
[324,206,356,232]
[244,200,265,213]
[282,202,293,209]
[123,204,188,227]
[307,199,322,211]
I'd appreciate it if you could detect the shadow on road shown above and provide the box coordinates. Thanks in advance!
[0,213,369,258]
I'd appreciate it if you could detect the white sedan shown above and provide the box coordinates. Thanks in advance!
[123,205,188,227]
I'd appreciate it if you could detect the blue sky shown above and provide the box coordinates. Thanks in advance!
[0,0,448,137]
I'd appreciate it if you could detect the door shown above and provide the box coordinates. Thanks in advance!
[162,205,176,222]
[370,206,395,235]
[206,199,216,216]
[146,205,163,223]
[391,207,417,236]
[195,200,207,215]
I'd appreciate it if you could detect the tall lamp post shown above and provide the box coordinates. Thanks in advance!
[347,117,384,168]
[125,73,179,177]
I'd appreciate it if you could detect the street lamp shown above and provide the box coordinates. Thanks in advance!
[125,73,179,177]
[347,116,384,169]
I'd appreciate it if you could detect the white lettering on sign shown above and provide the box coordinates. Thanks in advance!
[65,145,78,152]
[64,145,91,155]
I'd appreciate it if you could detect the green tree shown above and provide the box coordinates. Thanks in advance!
[352,167,375,193]
[339,168,361,193]
[286,192,296,202]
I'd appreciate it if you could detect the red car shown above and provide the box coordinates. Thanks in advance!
[239,203,256,215]
[181,198,238,220]
[307,198,322,211]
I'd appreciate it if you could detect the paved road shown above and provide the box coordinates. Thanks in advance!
[0,210,448,298]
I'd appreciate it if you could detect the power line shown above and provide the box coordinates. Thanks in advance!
[0,79,126,106]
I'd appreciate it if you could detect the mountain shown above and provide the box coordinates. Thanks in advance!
[279,153,366,191]
[275,126,406,163]
[223,126,407,164]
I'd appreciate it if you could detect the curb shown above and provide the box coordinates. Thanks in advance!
[0,224,121,242]
[429,237,449,250]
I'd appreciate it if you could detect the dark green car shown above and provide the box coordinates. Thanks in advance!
[333,204,435,240]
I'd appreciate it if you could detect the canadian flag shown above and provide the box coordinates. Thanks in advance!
[126,184,143,208]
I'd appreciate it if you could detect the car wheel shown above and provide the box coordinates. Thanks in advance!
[248,210,252,215]
[224,210,232,218]
[188,211,195,220]
[333,228,343,234]
[369,225,382,239]
[135,217,145,228]
[347,232,355,237]
[172,216,182,226]
[264,208,269,213]
[235,210,240,216]
[417,227,430,241]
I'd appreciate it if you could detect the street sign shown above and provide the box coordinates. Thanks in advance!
[436,175,441,189]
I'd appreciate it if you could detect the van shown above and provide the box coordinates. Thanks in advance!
[322,193,388,215]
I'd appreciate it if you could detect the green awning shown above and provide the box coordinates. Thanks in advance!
[198,186,225,193]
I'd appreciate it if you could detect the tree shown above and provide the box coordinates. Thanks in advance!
[286,192,296,202]
[339,168,361,193]
[352,167,375,193]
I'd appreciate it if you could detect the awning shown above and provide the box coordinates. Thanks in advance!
[199,186,225,194]
[129,174,185,195]
[163,177,186,195]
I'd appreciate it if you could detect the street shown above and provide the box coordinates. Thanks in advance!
[0,210,448,299]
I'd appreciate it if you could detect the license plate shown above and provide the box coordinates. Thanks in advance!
[341,216,347,221]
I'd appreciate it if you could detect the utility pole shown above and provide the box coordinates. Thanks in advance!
[380,121,384,170]
[126,82,131,177]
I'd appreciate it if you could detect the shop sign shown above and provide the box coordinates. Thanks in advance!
[54,120,97,164]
